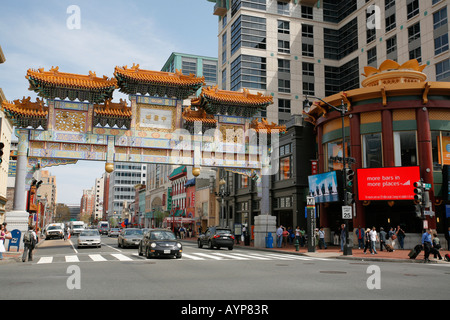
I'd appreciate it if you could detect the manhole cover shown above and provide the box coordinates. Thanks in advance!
[276,264,289,267]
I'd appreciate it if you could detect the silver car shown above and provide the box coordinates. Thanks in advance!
[118,228,144,248]
[77,229,101,248]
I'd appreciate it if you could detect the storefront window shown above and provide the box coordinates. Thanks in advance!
[279,156,292,180]
[362,133,383,168]
[394,131,417,167]
[433,131,450,170]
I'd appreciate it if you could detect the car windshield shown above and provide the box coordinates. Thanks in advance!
[216,229,232,235]
[150,231,176,240]
[80,230,99,236]
[48,226,61,230]
[111,228,120,232]
[124,229,143,236]
[73,225,84,229]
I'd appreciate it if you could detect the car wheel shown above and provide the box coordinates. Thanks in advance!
[198,240,203,248]
[208,241,214,249]
[175,253,182,259]
[228,246,233,250]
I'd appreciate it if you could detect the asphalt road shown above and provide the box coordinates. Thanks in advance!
[1,235,449,302]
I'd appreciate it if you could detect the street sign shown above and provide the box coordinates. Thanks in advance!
[342,206,352,219]
[423,183,432,190]
[306,196,315,207]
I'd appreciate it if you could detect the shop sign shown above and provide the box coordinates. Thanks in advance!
[357,166,421,201]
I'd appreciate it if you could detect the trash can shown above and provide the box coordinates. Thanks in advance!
[244,233,250,246]
[265,232,273,248]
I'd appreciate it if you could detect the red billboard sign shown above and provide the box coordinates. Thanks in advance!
[357,166,421,201]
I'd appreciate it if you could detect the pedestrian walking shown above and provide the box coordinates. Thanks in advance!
[363,228,372,254]
[333,226,340,246]
[295,226,301,244]
[389,227,397,251]
[379,227,387,251]
[432,232,443,260]
[422,228,433,263]
[0,224,6,260]
[282,227,289,247]
[300,227,306,247]
[318,227,327,249]
[276,225,283,248]
[22,225,37,262]
[397,225,406,249]
[355,225,365,249]
[340,224,346,252]
[369,227,378,254]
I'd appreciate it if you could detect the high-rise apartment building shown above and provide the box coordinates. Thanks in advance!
[209,0,450,124]
[107,162,147,222]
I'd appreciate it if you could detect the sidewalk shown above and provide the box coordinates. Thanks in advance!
[182,237,450,264]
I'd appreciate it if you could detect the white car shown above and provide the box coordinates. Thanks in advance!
[77,229,101,248]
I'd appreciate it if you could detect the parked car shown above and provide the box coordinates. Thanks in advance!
[118,228,144,248]
[77,229,101,248]
[198,227,234,250]
[138,229,182,259]
[108,228,121,237]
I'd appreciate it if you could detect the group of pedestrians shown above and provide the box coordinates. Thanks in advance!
[354,225,406,254]
[276,225,307,248]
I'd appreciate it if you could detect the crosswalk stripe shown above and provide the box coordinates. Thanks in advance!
[89,254,107,262]
[234,253,272,260]
[263,253,311,260]
[65,255,79,263]
[259,253,299,260]
[111,253,133,261]
[191,253,225,260]
[180,253,205,260]
[212,252,249,260]
[37,257,53,264]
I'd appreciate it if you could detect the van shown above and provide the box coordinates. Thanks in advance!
[98,221,109,235]
[45,223,64,240]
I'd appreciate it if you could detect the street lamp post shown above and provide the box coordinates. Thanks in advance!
[303,96,352,256]
[216,171,230,228]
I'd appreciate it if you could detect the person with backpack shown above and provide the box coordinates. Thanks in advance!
[432,232,443,260]
[23,225,37,262]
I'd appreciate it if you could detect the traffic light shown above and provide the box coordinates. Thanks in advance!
[346,191,355,206]
[413,180,424,203]
[345,168,355,189]
[0,142,4,164]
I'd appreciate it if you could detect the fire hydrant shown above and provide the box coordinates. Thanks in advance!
[294,238,299,251]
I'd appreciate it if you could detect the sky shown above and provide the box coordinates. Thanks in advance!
[0,0,219,204]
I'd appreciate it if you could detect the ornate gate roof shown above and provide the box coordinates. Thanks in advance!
[26,67,117,103]
[114,64,205,99]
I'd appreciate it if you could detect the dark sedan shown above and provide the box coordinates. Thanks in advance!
[198,227,234,250]
[138,229,182,259]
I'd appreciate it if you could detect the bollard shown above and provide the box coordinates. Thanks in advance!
[294,238,299,251]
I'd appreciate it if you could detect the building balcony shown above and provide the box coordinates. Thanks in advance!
[213,0,227,16]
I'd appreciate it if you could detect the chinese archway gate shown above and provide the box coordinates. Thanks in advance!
[2,64,285,247]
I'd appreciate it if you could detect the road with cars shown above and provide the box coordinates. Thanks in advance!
[1,233,449,302]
